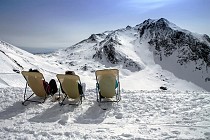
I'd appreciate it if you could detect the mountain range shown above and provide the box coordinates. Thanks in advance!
[0,18,210,91]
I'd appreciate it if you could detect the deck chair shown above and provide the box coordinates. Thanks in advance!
[21,71,47,105]
[56,74,84,105]
[95,69,121,102]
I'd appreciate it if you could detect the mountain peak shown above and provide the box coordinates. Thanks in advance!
[155,18,170,28]
[88,34,98,42]
[140,18,169,27]
[156,18,169,23]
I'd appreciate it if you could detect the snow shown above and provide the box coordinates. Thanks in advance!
[153,44,210,92]
[1,18,210,139]
[0,88,210,139]
[0,57,208,139]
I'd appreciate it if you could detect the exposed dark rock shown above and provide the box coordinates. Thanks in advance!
[81,65,88,71]
[126,25,132,30]
[93,37,142,71]
[203,34,210,43]
[140,19,210,67]
[160,86,167,90]
[103,44,118,64]
[87,34,98,42]
[13,69,20,73]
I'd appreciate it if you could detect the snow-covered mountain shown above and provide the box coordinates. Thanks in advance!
[0,40,66,87]
[139,18,210,91]
[1,18,210,139]
[50,18,210,91]
[1,18,210,91]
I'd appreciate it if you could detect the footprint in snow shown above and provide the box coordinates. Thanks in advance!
[204,132,210,138]
[58,114,69,125]
[171,130,181,135]
[115,113,123,119]
[120,133,133,138]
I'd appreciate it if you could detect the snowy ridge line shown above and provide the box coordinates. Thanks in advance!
[0,50,23,69]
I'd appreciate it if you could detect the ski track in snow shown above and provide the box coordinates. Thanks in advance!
[0,88,210,139]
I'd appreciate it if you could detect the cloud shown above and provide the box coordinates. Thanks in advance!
[121,0,174,12]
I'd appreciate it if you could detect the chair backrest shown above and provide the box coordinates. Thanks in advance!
[56,74,80,99]
[21,71,47,97]
[95,69,119,98]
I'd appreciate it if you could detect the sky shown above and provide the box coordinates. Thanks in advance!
[0,0,210,51]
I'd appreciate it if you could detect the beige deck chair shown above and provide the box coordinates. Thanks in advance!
[56,74,84,105]
[95,69,121,102]
[21,71,47,105]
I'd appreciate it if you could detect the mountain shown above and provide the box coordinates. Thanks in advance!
[138,18,210,91]
[0,40,66,87]
[1,19,210,140]
[0,18,209,91]
[49,18,210,91]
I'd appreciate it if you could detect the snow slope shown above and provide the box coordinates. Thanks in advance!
[0,40,68,87]
[0,36,204,91]
[0,88,210,139]
[44,18,210,91]
[0,18,210,139]
[1,18,210,91]
[0,40,208,139]
[141,18,210,92]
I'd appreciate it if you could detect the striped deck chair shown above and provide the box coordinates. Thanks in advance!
[95,69,121,102]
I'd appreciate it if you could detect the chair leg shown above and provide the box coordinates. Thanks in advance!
[98,92,102,102]
[96,84,99,102]
[116,93,121,102]
[59,94,67,106]
[22,92,35,105]
[22,93,47,105]
[80,96,82,104]
[117,82,121,102]
[23,82,28,101]
[22,83,47,106]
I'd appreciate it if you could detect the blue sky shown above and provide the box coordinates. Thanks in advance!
[0,0,210,49]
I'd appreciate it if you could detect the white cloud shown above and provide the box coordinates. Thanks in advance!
[121,0,175,12]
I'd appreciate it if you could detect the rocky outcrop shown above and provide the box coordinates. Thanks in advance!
[93,37,142,71]
[138,18,210,67]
